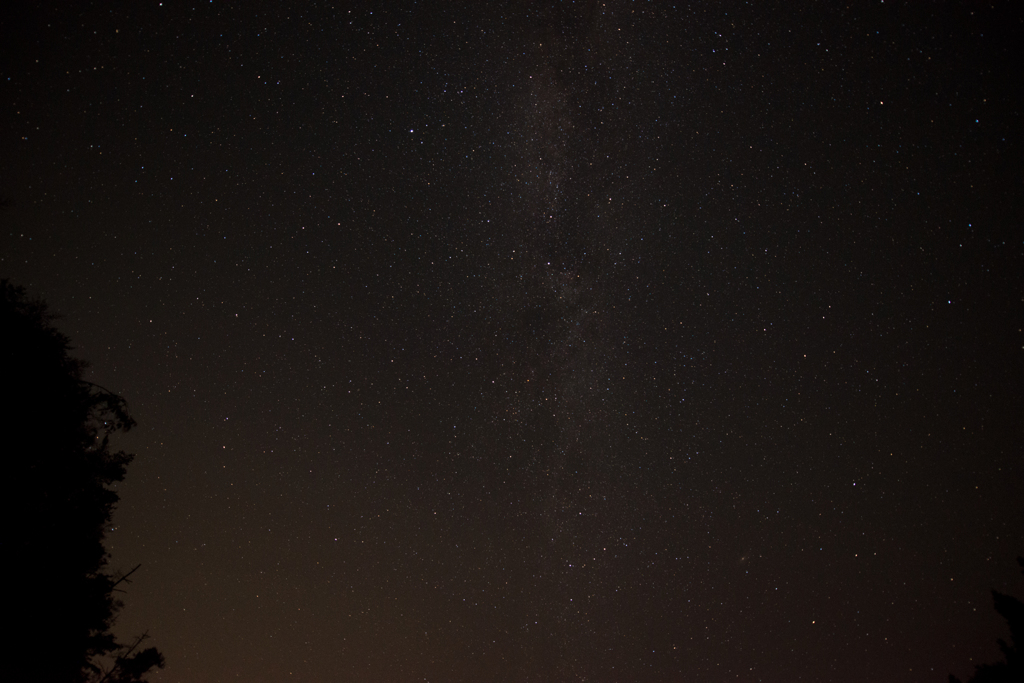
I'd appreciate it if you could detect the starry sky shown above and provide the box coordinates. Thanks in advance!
[2,2,1023,681]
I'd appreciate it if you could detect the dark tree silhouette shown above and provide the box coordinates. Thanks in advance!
[1,280,163,683]
[950,557,1024,683]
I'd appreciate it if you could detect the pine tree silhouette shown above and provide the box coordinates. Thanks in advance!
[1,280,164,683]
[950,557,1024,683]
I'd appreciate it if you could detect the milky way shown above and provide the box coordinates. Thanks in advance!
[457,5,696,675]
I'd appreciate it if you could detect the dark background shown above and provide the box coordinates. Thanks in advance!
[2,2,1022,681]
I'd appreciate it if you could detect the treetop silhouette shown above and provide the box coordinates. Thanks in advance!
[1,280,163,683]
[950,557,1024,683]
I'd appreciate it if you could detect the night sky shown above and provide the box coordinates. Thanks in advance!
[2,2,1023,681]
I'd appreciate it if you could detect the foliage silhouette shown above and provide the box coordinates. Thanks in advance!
[1,280,163,683]
[950,557,1024,683]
